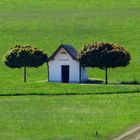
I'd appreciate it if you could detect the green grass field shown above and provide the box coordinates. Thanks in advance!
[0,0,140,87]
[0,93,140,140]
[0,0,140,139]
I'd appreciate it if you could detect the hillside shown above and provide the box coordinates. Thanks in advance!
[0,0,140,88]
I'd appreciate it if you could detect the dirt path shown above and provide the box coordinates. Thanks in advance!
[114,125,140,140]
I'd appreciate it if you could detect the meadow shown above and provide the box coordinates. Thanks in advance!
[0,0,140,87]
[0,0,140,139]
[0,93,140,140]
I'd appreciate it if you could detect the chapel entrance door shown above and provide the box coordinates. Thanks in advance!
[61,65,69,83]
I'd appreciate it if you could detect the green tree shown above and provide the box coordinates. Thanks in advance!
[78,42,131,84]
[4,45,48,83]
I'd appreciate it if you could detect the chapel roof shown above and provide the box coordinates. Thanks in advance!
[48,44,78,61]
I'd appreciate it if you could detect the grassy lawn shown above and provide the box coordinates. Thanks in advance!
[0,93,140,140]
[1,82,140,95]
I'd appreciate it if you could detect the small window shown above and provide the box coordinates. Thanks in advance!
[61,52,66,54]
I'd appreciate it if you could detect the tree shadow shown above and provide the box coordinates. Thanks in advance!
[82,79,140,85]
[120,80,140,85]
[83,79,104,84]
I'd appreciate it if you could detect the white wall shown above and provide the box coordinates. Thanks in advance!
[81,67,88,82]
[48,48,80,83]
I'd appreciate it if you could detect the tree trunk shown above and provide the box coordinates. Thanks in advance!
[105,67,108,84]
[24,66,27,83]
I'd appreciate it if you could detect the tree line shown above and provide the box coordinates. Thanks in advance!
[4,42,131,84]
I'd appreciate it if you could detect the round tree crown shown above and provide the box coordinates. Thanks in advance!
[78,42,131,69]
[4,45,48,68]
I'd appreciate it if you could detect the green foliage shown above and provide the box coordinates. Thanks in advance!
[4,45,48,68]
[78,42,131,69]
